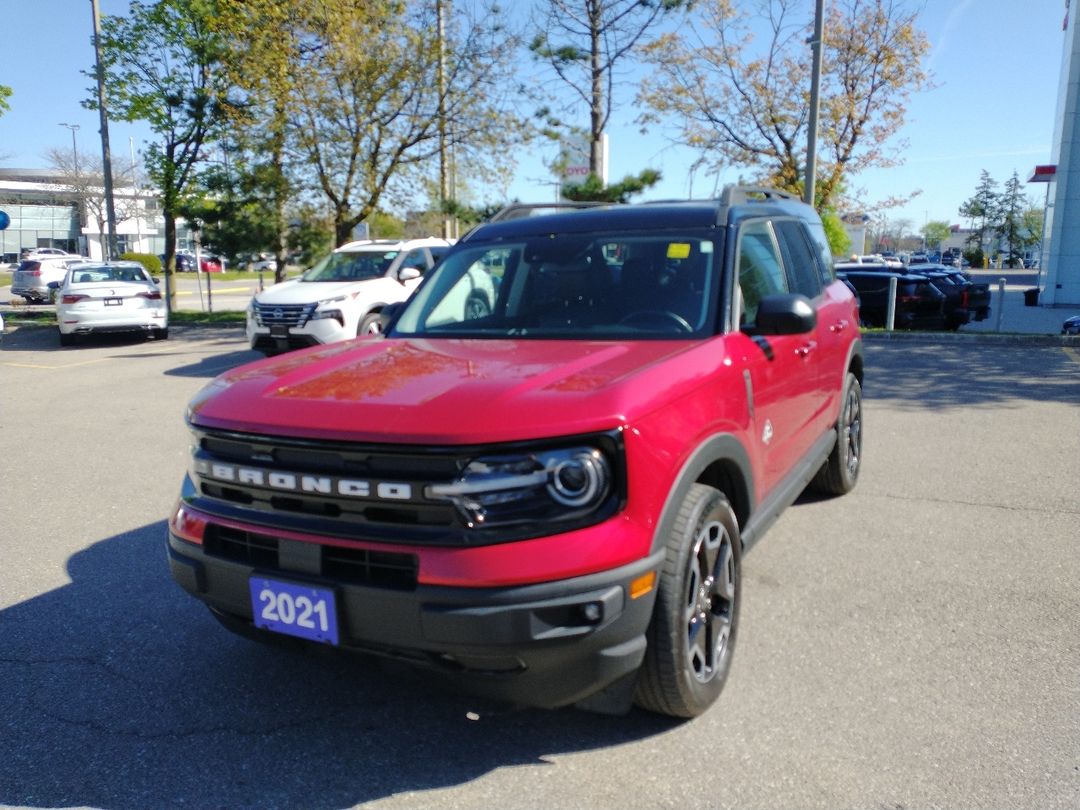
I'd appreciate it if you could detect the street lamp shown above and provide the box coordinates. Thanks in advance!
[58,123,80,173]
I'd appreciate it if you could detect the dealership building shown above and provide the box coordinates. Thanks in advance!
[0,168,194,264]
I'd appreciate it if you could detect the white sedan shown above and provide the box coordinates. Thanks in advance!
[54,261,169,346]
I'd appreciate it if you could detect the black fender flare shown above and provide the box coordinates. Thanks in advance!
[649,433,755,557]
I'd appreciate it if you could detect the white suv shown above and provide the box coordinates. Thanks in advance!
[246,238,452,354]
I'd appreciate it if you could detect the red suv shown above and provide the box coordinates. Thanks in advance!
[168,188,863,718]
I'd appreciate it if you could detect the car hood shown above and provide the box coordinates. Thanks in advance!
[189,337,722,444]
[254,278,378,305]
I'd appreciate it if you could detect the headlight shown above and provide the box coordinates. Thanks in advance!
[310,308,344,326]
[426,447,612,529]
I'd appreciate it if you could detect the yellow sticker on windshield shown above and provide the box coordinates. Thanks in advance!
[667,243,691,259]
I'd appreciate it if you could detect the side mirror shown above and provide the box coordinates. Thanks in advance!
[398,267,422,283]
[744,293,816,336]
[152,277,161,284]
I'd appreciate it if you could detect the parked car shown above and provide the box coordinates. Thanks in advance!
[200,256,224,273]
[160,252,197,272]
[1063,315,1080,336]
[837,269,946,330]
[248,253,277,272]
[837,261,989,329]
[20,247,75,260]
[171,187,864,718]
[246,237,454,354]
[53,261,168,345]
[11,256,85,303]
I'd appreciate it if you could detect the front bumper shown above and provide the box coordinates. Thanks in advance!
[59,309,167,335]
[246,318,348,353]
[168,528,661,709]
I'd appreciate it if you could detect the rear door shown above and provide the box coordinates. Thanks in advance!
[775,218,855,429]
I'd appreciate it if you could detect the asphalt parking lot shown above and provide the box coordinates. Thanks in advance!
[0,326,1078,810]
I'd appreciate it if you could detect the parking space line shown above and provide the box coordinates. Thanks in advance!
[1063,346,1080,367]
[2,357,109,370]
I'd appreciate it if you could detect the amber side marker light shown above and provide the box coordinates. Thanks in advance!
[629,571,656,599]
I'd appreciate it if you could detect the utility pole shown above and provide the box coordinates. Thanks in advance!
[804,0,825,208]
[90,0,120,261]
[58,123,80,174]
[437,0,453,240]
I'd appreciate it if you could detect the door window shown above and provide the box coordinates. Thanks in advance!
[736,221,788,325]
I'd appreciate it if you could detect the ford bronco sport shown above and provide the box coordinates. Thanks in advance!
[168,187,863,718]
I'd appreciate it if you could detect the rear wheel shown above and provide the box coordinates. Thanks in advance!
[811,372,862,495]
[635,483,741,718]
[153,327,169,341]
[58,330,76,347]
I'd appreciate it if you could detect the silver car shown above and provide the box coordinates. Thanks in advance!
[11,256,84,303]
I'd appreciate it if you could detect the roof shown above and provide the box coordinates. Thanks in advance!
[463,189,817,243]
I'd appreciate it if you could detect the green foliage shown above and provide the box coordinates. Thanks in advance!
[121,252,162,274]
[821,212,851,257]
[963,248,983,269]
[0,85,11,116]
[562,170,662,203]
[920,220,952,249]
[287,208,335,268]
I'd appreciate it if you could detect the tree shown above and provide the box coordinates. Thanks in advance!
[529,0,685,186]
[45,147,141,243]
[638,0,931,211]
[286,0,523,246]
[920,220,951,250]
[93,0,234,309]
[995,171,1029,266]
[562,168,662,202]
[958,169,998,256]
[0,85,10,116]
[214,0,301,282]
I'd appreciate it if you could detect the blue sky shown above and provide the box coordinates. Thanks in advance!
[0,1,1068,232]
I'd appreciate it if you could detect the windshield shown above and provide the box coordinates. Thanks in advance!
[302,250,399,282]
[391,233,720,339]
[68,265,151,284]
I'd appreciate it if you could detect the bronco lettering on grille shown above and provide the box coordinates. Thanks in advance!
[196,460,413,500]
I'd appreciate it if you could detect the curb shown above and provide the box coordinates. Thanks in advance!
[859,329,1080,347]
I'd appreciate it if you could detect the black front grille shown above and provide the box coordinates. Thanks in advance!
[189,426,625,547]
[204,525,418,590]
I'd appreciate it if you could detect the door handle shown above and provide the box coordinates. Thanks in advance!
[795,340,817,358]
[830,319,849,333]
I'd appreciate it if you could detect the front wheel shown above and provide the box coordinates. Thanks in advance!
[358,313,384,336]
[635,484,741,718]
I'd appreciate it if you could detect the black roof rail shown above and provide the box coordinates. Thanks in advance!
[719,185,800,206]
[486,201,611,223]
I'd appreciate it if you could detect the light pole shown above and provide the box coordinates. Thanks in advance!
[58,123,80,174]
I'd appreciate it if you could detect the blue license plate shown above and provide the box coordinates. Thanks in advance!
[249,577,339,644]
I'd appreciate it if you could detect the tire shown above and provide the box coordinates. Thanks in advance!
[635,483,742,718]
[153,327,169,341]
[811,372,863,496]
[464,292,490,320]
[358,312,384,336]
[58,330,76,347]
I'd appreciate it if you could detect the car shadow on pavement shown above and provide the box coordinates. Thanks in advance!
[865,341,1080,410]
[0,522,679,809]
